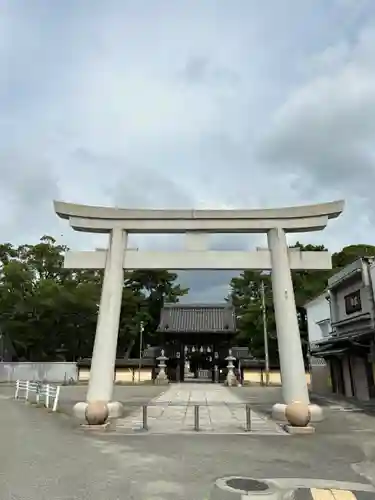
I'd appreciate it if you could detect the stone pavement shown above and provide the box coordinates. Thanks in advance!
[115,382,287,434]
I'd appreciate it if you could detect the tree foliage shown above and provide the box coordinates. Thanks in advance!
[0,236,188,361]
[2,234,375,365]
[228,243,375,364]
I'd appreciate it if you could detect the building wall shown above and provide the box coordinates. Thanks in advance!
[334,277,373,326]
[117,368,152,383]
[0,362,312,388]
[305,294,332,395]
[351,355,370,401]
[305,293,331,344]
[242,368,311,386]
[78,366,310,385]
[0,362,78,383]
[78,367,153,383]
[328,260,365,325]
[328,259,375,336]
[369,263,375,304]
[325,259,375,401]
[309,357,332,394]
[324,353,373,401]
[342,356,353,397]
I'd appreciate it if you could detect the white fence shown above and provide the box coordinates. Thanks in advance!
[15,380,61,412]
[0,362,78,383]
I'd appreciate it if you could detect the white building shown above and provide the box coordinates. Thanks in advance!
[304,292,332,394]
[305,292,331,344]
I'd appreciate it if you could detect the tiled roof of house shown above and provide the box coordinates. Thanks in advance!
[157,303,236,333]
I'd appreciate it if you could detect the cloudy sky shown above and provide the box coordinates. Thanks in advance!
[1,0,375,301]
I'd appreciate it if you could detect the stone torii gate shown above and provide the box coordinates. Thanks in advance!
[54,199,344,421]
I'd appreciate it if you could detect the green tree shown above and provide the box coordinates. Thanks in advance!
[228,243,330,363]
[229,270,279,363]
[0,237,102,361]
[0,259,35,359]
[332,244,375,269]
[117,284,149,359]
[123,270,189,356]
[0,237,189,361]
[229,242,375,364]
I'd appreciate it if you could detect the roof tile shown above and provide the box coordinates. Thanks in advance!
[158,303,236,333]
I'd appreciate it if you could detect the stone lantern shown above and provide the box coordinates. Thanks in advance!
[156,349,169,385]
[225,349,237,387]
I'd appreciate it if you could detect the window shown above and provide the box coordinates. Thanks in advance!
[344,290,362,315]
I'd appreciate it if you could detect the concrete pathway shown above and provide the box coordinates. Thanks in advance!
[116,382,286,434]
[2,386,375,499]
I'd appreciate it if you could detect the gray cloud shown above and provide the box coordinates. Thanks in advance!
[256,20,375,250]
[181,56,240,86]
[178,271,236,303]
[0,151,61,244]
[2,1,375,301]
[258,22,375,169]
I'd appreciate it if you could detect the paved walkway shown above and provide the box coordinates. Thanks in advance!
[116,383,286,434]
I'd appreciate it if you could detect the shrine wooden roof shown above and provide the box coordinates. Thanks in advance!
[157,303,236,334]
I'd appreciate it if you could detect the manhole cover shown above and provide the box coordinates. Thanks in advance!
[226,479,270,492]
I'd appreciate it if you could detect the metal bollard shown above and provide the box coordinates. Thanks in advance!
[36,382,41,404]
[142,405,148,430]
[194,405,200,431]
[45,384,50,409]
[245,404,251,432]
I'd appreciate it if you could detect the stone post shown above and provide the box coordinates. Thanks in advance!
[214,351,219,383]
[74,228,126,420]
[214,364,219,383]
[267,228,322,422]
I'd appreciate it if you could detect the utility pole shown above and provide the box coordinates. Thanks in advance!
[260,279,270,386]
[138,321,144,383]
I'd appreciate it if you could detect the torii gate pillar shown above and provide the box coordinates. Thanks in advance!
[267,228,314,420]
[54,199,344,423]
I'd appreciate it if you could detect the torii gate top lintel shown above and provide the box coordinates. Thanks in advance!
[53,199,344,234]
